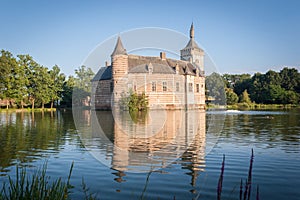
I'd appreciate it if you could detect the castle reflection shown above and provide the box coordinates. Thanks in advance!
[77,109,206,188]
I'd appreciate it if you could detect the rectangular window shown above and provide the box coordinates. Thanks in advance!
[176,82,180,92]
[152,82,156,92]
[189,83,193,92]
[196,84,200,93]
[163,82,167,91]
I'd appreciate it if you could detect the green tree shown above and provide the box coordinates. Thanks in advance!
[205,72,226,105]
[239,89,251,104]
[34,65,52,109]
[0,50,17,108]
[49,65,65,109]
[249,73,267,103]
[282,90,299,104]
[61,76,76,107]
[74,65,95,92]
[280,67,299,91]
[225,88,239,105]
[15,55,30,109]
[23,55,52,109]
[73,65,95,106]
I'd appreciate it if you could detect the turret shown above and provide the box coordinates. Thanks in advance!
[180,23,205,72]
[111,36,129,105]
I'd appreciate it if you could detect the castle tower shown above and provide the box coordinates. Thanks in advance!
[180,23,205,71]
[111,36,129,105]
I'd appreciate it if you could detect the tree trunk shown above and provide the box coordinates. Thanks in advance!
[21,100,24,110]
[42,102,44,110]
[32,100,35,110]
[51,101,53,110]
[6,99,9,109]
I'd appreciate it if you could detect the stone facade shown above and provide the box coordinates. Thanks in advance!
[91,24,205,110]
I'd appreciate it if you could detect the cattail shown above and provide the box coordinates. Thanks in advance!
[240,179,243,200]
[256,185,260,200]
[217,154,225,200]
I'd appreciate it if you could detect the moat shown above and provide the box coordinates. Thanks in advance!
[0,109,299,199]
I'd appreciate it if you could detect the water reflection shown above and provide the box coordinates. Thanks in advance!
[76,109,206,176]
[0,110,77,174]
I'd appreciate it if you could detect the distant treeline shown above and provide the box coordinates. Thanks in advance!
[206,67,300,105]
[0,50,94,109]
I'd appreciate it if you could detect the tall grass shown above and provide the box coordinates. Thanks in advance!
[0,162,96,200]
[0,162,73,200]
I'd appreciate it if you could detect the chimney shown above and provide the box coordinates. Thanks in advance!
[160,52,166,60]
[105,61,109,67]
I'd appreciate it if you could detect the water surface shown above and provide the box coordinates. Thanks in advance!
[0,109,299,199]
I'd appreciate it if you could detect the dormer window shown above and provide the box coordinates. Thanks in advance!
[148,62,153,74]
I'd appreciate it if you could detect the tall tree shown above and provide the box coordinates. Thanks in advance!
[0,50,17,108]
[34,66,52,109]
[15,55,30,109]
[61,75,76,107]
[225,88,239,105]
[239,89,251,104]
[18,55,40,109]
[49,65,65,109]
[205,72,226,105]
[73,65,95,106]
[280,67,299,91]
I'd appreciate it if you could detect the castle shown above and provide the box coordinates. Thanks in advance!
[91,24,205,110]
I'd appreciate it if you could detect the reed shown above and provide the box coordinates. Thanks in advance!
[217,154,225,200]
[219,149,259,200]
[0,162,72,200]
[0,162,96,200]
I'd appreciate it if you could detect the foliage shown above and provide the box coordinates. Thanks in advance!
[239,90,251,104]
[127,91,148,112]
[210,67,300,106]
[0,50,18,108]
[205,72,226,105]
[0,50,67,109]
[225,88,239,105]
[248,69,300,104]
[60,76,76,107]
[49,65,66,109]
[119,90,148,112]
[0,50,95,109]
[69,65,95,107]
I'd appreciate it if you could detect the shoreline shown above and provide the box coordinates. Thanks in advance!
[0,108,57,113]
[1,104,299,113]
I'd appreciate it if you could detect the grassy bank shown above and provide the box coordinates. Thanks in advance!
[207,103,299,110]
[0,108,57,113]
[226,103,299,110]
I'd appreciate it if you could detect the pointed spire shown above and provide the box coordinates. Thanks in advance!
[183,23,200,49]
[111,36,127,57]
[190,22,194,39]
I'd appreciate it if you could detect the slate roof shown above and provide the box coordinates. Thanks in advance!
[128,55,200,76]
[92,54,204,82]
[183,38,201,50]
[129,62,176,74]
[111,36,127,56]
[91,66,112,81]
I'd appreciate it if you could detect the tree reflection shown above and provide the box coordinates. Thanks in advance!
[0,110,76,174]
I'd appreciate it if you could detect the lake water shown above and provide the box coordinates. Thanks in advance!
[0,109,299,199]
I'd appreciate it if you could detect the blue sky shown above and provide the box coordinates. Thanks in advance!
[1,0,299,76]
